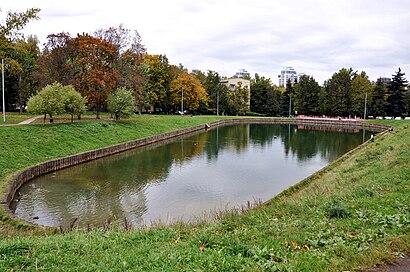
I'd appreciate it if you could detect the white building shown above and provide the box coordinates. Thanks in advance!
[221,77,251,110]
[278,67,298,86]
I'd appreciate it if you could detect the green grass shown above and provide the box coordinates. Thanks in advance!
[0,112,36,125]
[0,117,409,271]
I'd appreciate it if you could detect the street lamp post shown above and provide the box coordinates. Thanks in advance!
[216,89,219,116]
[181,88,184,115]
[363,92,367,120]
[288,95,292,118]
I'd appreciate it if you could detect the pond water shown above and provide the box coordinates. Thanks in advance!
[11,123,371,228]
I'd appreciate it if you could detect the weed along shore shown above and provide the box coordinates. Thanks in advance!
[0,116,409,271]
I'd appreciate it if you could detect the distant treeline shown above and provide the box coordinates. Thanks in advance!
[1,8,409,118]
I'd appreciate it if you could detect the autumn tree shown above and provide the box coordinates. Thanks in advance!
[169,71,207,113]
[94,24,146,56]
[33,32,75,89]
[118,50,147,114]
[143,54,172,112]
[71,34,118,118]
[386,68,408,117]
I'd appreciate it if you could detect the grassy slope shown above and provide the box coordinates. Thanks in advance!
[0,118,409,271]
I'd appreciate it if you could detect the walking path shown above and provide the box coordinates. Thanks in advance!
[366,256,410,272]
[0,115,42,126]
[17,115,43,125]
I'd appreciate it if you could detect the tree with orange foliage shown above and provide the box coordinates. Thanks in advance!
[170,71,208,113]
[118,49,147,114]
[71,34,118,118]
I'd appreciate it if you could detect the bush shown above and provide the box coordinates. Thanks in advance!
[324,199,351,219]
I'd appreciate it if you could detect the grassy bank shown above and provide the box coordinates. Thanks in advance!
[0,117,409,271]
[0,112,36,125]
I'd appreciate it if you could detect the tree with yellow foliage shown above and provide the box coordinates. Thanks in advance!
[170,71,208,113]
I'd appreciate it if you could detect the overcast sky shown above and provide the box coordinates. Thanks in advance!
[2,0,410,84]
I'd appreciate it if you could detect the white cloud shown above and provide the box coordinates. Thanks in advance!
[3,0,410,84]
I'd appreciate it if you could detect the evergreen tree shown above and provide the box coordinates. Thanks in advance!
[386,68,408,117]
[370,78,387,117]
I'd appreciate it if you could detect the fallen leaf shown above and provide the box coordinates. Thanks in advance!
[291,241,298,247]
[174,237,180,244]
[199,244,205,251]
[302,244,310,250]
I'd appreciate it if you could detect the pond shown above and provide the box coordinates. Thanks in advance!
[11,123,371,228]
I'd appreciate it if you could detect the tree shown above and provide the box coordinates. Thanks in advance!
[169,71,207,112]
[27,82,65,123]
[323,68,354,116]
[107,87,135,120]
[280,79,294,116]
[118,50,147,114]
[12,36,40,113]
[386,68,408,117]
[404,89,410,117]
[351,71,372,117]
[294,75,320,116]
[63,86,87,122]
[250,74,280,116]
[370,78,387,117]
[0,7,40,111]
[143,54,172,112]
[0,8,40,41]
[33,32,75,89]
[71,34,118,118]
[227,82,249,115]
[202,70,229,115]
[94,24,146,56]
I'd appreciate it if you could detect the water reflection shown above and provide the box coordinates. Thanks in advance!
[12,124,371,228]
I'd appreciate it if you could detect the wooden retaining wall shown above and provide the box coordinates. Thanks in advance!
[2,118,389,215]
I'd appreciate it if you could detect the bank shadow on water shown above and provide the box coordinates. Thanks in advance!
[9,121,384,228]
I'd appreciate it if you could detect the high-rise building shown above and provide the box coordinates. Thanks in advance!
[278,67,297,86]
[379,77,391,84]
[235,69,250,78]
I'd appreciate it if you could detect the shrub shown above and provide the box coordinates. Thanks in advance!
[324,199,351,219]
